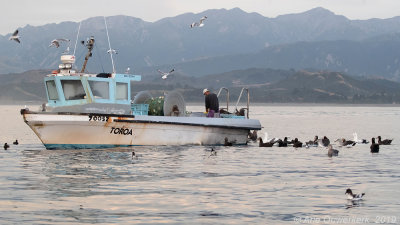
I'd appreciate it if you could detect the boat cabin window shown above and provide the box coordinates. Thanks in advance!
[46,80,59,100]
[61,80,86,100]
[89,81,109,99]
[116,82,128,100]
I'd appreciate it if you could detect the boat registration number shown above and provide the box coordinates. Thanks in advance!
[88,115,109,122]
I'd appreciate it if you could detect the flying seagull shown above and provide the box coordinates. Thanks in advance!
[49,38,70,48]
[190,16,207,28]
[62,47,70,54]
[158,69,175,79]
[199,16,207,27]
[9,29,20,43]
[107,49,118,54]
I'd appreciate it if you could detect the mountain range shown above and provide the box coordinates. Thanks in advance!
[1,7,400,81]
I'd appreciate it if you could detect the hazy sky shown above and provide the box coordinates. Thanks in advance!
[1,0,399,35]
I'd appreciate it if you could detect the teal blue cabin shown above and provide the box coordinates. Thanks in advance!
[43,73,141,114]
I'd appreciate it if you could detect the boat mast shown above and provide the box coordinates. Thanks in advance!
[80,36,95,73]
[104,16,116,74]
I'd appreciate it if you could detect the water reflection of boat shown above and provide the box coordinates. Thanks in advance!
[21,37,261,150]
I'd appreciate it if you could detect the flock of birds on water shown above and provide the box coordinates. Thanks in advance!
[241,131,393,156]
[7,16,210,80]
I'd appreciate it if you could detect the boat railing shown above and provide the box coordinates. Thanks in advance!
[217,87,229,112]
[235,87,250,119]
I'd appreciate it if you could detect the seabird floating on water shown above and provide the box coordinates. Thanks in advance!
[336,138,356,147]
[258,137,275,147]
[370,138,379,153]
[9,30,20,43]
[13,140,18,145]
[353,132,369,144]
[224,137,234,146]
[377,136,392,145]
[292,138,303,148]
[345,188,365,200]
[327,144,339,157]
[4,143,10,150]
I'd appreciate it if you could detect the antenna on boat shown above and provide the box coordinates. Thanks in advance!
[104,16,116,74]
[73,21,82,56]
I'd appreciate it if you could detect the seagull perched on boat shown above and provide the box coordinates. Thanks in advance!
[158,69,175,80]
[49,38,70,48]
[190,16,207,28]
[107,49,118,54]
[9,29,20,43]
[345,188,365,200]
[125,67,130,74]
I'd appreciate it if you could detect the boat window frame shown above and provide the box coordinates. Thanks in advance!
[60,79,87,101]
[88,80,110,100]
[45,80,59,100]
[116,82,129,100]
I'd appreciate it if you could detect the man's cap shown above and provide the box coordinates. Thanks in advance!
[203,88,209,94]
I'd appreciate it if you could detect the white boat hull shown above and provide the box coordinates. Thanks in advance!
[21,110,261,149]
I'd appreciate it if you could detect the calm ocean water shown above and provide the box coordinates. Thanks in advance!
[0,105,399,224]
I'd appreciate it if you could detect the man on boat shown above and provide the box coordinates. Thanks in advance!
[203,88,219,117]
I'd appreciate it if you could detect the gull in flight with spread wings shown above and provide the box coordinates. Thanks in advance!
[9,30,21,43]
[190,16,207,28]
[49,38,70,48]
[107,49,118,54]
[158,69,175,79]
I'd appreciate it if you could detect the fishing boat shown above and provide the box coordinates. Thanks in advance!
[21,28,261,149]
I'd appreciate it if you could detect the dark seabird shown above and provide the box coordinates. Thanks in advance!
[345,188,365,200]
[4,143,10,150]
[13,140,18,145]
[224,137,233,146]
[292,138,303,148]
[258,138,274,147]
[277,137,288,147]
[377,136,392,145]
[248,130,258,141]
[327,144,339,157]
[210,148,217,156]
[321,136,330,147]
[370,138,379,153]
